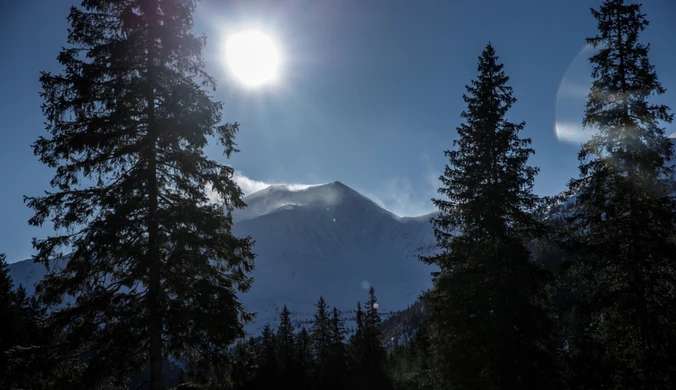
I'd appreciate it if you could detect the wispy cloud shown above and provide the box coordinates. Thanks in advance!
[358,152,441,217]
[233,173,274,195]
[231,162,441,218]
[233,172,321,195]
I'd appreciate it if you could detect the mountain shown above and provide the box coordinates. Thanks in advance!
[8,181,438,334]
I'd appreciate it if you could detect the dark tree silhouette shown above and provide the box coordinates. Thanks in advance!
[26,1,255,388]
[421,43,560,390]
[564,1,676,388]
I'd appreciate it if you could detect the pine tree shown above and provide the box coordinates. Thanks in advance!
[294,327,314,390]
[420,43,559,390]
[276,305,296,387]
[364,287,383,355]
[252,324,279,390]
[0,255,48,389]
[25,1,255,388]
[230,338,256,390]
[387,325,433,390]
[348,300,366,388]
[0,253,14,384]
[564,1,676,388]
[362,287,390,390]
[310,296,331,390]
[327,307,347,390]
[353,301,364,345]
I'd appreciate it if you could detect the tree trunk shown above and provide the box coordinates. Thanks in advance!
[148,136,163,390]
[146,7,163,388]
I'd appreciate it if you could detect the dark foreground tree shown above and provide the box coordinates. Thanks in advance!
[421,43,560,390]
[564,1,676,388]
[0,253,15,386]
[26,1,255,388]
[276,305,296,387]
[310,297,331,390]
[0,254,47,389]
[327,307,347,390]
[252,325,278,390]
[294,327,314,390]
[347,289,390,390]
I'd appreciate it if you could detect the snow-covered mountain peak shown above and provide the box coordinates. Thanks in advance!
[235,181,397,222]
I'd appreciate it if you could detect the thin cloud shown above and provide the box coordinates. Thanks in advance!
[358,152,441,218]
[233,173,273,195]
[233,172,321,196]
[229,170,440,218]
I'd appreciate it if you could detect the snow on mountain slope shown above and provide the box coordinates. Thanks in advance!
[233,181,398,222]
[9,181,437,334]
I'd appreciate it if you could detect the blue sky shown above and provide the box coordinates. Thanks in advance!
[1,0,675,262]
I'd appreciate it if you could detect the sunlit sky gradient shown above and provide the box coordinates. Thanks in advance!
[1,0,675,262]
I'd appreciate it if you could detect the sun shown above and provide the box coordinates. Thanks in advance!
[225,29,280,88]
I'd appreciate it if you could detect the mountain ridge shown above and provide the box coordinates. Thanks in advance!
[8,181,438,334]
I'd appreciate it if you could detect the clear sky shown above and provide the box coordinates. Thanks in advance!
[1,0,675,263]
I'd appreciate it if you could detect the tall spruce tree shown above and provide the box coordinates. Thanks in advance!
[26,1,255,388]
[0,255,47,389]
[348,301,365,388]
[363,287,390,390]
[276,305,296,387]
[347,290,390,390]
[294,327,314,390]
[230,338,256,390]
[420,43,559,390]
[310,296,331,390]
[327,307,347,390]
[294,327,315,390]
[564,1,676,388]
[253,324,279,390]
[0,253,14,384]
[363,287,384,364]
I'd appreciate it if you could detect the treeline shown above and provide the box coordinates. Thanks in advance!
[229,296,431,390]
[226,288,392,390]
[0,254,45,389]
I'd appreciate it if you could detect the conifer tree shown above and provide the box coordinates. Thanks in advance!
[348,301,367,390]
[294,327,314,390]
[420,43,559,390]
[327,307,347,390]
[230,339,256,390]
[344,301,363,389]
[253,325,279,390]
[0,253,14,384]
[276,305,296,387]
[25,1,255,388]
[310,297,331,390]
[364,287,383,356]
[0,255,48,389]
[564,1,676,388]
[362,287,390,390]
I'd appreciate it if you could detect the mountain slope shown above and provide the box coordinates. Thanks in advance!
[233,182,436,331]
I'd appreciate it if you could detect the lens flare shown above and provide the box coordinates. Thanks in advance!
[554,44,598,144]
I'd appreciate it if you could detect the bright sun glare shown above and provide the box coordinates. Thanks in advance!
[225,30,280,88]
